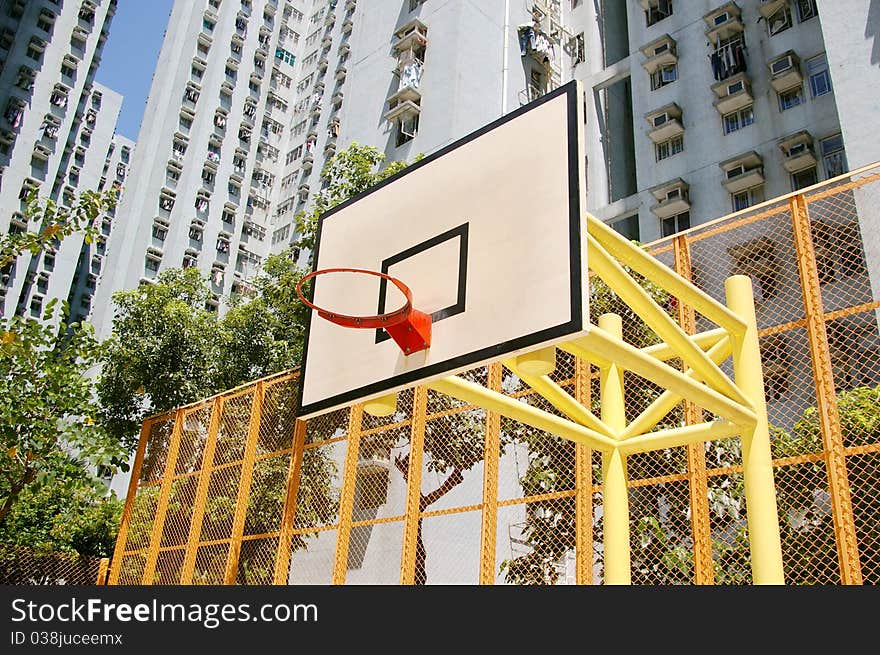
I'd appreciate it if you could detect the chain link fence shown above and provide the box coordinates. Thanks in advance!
[109,165,880,585]
[1,545,109,585]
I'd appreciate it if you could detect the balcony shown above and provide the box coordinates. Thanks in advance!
[704,2,743,47]
[768,51,802,93]
[335,65,347,82]
[393,18,428,52]
[322,33,332,48]
[778,130,817,173]
[758,0,789,19]
[649,178,690,219]
[342,17,353,34]
[645,103,683,144]
[640,34,677,75]
[712,73,752,115]
[386,84,421,107]
[720,151,764,194]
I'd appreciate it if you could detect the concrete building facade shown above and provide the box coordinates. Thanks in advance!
[0,0,125,322]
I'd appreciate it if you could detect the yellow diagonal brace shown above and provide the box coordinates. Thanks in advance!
[619,420,741,455]
[426,376,618,451]
[586,213,746,335]
[621,336,732,439]
[641,327,727,362]
[561,328,756,428]
[587,233,750,408]
[502,358,617,439]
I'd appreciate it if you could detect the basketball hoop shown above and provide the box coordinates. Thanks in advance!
[296,267,432,355]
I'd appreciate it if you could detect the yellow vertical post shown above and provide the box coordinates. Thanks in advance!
[726,275,785,584]
[223,383,264,585]
[108,418,152,585]
[400,386,428,584]
[141,410,185,584]
[790,195,862,584]
[674,235,715,585]
[96,558,110,585]
[479,364,502,584]
[332,403,363,585]
[598,313,630,585]
[273,417,308,584]
[181,397,223,584]
[574,355,594,585]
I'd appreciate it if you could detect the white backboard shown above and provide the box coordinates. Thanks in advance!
[297,81,588,418]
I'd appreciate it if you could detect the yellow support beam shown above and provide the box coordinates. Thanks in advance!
[479,364,502,585]
[426,375,618,452]
[502,358,617,439]
[561,328,756,429]
[620,336,732,439]
[598,314,630,585]
[587,233,750,408]
[726,275,785,584]
[618,420,741,455]
[640,327,728,362]
[573,356,594,585]
[586,213,746,335]
[400,387,427,584]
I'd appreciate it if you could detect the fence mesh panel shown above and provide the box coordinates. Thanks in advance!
[108,170,880,585]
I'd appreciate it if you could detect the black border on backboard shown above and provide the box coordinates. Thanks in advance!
[297,80,583,418]
[374,222,469,344]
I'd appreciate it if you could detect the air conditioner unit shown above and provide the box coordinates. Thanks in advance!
[652,113,669,127]
[771,56,793,75]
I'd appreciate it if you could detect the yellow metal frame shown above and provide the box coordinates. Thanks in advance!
[425,213,786,585]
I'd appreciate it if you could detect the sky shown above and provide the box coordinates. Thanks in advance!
[95,0,175,140]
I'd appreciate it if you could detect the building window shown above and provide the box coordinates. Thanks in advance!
[645,0,672,27]
[611,215,640,241]
[732,186,763,212]
[729,236,779,301]
[807,54,831,97]
[574,33,586,65]
[796,0,817,22]
[655,135,683,162]
[152,219,169,241]
[791,166,818,191]
[650,63,677,90]
[722,105,754,134]
[778,86,803,111]
[660,211,690,238]
[760,334,791,401]
[820,133,847,178]
[766,6,792,36]
[395,114,419,147]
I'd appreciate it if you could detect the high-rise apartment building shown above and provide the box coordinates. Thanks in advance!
[92,0,880,332]
[0,0,126,322]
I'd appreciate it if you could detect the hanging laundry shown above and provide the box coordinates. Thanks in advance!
[399,60,421,90]
[517,24,536,57]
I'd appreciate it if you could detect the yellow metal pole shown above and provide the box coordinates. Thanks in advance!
[108,417,152,585]
[726,275,785,585]
[790,194,862,584]
[620,337,732,440]
[273,417,308,584]
[96,558,109,585]
[514,346,556,376]
[586,213,746,335]
[181,397,223,584]
[426,376,618,451]
[503,358,616,438]
[400,387,427,584]
[562,329,756,428]
[641,327,727,361]
[618,420,741,455]
[574,356,594,585]
[674,233,714,585]
[598,314,630,585]
[332,403,364,585]
[479,363,502,584]
[141,411,185,584]
[364,392,397,418]
[588,233,749,407]
[223,383,264,585]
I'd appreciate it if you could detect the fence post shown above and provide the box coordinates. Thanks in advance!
[400,387,427,584]
[479,364,502,584]
[332,403,364,584]
[273,417,308,584]
[673,234,715,585]
[223,382,264,584]
[574,355,594,585]
[108,418,152,585]
[181,397,223,584]
[96,558,110,585]
[790,194,862,584]
[141,411,185,584]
